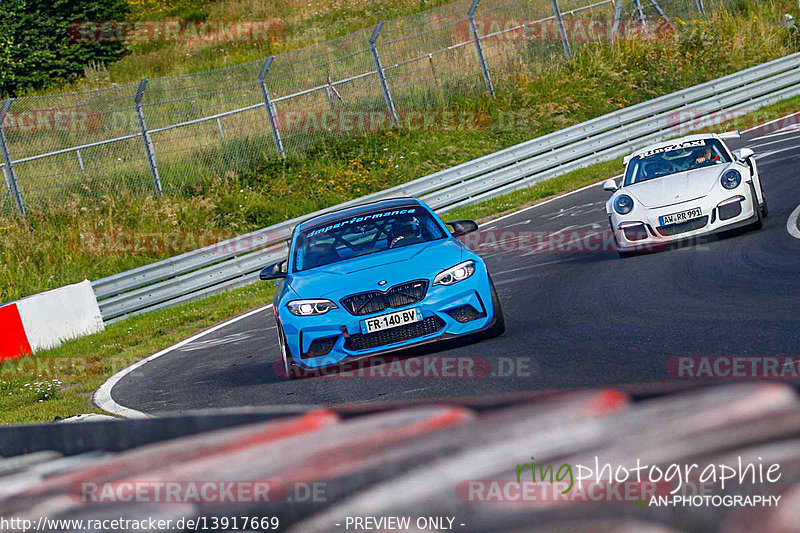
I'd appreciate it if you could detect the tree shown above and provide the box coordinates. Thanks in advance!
[0,0,130,97]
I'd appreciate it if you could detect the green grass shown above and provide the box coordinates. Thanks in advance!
[36,0,460,93]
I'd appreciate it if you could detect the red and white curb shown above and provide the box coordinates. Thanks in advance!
[0,280,103,362]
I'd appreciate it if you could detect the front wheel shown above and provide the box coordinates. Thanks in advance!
[750,188,764,231]
[277,324,302,380]
[760,199,769,218]
[484,275,505,338]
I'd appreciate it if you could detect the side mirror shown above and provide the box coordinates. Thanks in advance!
[446,219,479,238]
[603,178,619,192]
[735,147,754,161]
[259,259,287,280]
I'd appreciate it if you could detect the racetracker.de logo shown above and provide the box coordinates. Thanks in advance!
[455,479,690,503]
[68,20,284,43]
[1,109,104,134]
[272,355,535,379]
[667,356,800,379]
[276,110,491,133]
[455,18,673,43]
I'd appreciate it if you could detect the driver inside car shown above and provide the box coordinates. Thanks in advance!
[690,147,719,168]
[389,217,424,248]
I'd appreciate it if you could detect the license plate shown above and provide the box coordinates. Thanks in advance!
[361,308,422,334]
[659,207,702,226]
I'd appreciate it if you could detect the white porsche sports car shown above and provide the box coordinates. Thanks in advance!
[605,132,767,256]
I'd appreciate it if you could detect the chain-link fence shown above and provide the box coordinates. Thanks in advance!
[0,0,737,217]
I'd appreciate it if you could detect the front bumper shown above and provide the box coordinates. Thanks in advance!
[612,183,759,253]
[279,270,496,370]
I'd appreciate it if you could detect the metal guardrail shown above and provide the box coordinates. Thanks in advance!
[92,52,800,322]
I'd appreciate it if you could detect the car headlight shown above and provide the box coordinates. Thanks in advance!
[433,260,476,286]
[287,299,338,316]
[721,169,741,190]
[614,194,634,215]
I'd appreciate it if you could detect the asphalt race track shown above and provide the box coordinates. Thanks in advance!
[111,129,800,415]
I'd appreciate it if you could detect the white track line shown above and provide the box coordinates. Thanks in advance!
[483,177,616,229]
[742,111,800,134]
[788,203,800,240]
[94,304,273,418]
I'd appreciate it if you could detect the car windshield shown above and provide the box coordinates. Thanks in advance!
[293,207,447,271]
[624,138,732,186]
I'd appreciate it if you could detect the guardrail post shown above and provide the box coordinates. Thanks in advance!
[369,21,399,124]
[467,0,496,96]
[550,0,573,58]
[259,56,286,157]
[0,99,26,216]
[134,79,163,197]
[611,0,624,42]
[695,0,705,14]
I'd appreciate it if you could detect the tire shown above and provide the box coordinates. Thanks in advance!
[484,275,506,338]
[277,324,302,380]
[760,199,769,218]
[750,185,764,231]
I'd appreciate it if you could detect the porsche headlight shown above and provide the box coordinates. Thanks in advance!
[287,299,338,316]
[433,260,476,286]
[614,194,634,215]
[721,169,742,190]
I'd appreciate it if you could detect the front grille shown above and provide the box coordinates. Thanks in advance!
[446,305,485,323]
[657,216,709,237]
[341,280,428,316]
[345,316,445,351]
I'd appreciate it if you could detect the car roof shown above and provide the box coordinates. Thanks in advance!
[296,197,424,232]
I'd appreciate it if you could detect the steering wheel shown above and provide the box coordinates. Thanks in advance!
[643,161,674,179]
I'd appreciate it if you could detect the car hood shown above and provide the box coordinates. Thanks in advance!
[625,165,730,208]
[287,239,464,299]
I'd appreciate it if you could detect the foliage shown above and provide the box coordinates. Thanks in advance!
[0,0,130,97]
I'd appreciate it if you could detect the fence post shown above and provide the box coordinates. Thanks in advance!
[649,0,675,30]
[76,149,86,175]
[550,0,573,58]
[259,56,286,157]
[0,99,26,216]
[467,0,495,96]
[695,0,705,14]
[369,21,399,124]
[134,79,163,197]
[611,0,624,41]
[633,0,648,31]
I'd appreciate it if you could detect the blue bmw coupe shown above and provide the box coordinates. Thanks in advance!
[260,197,504,378]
